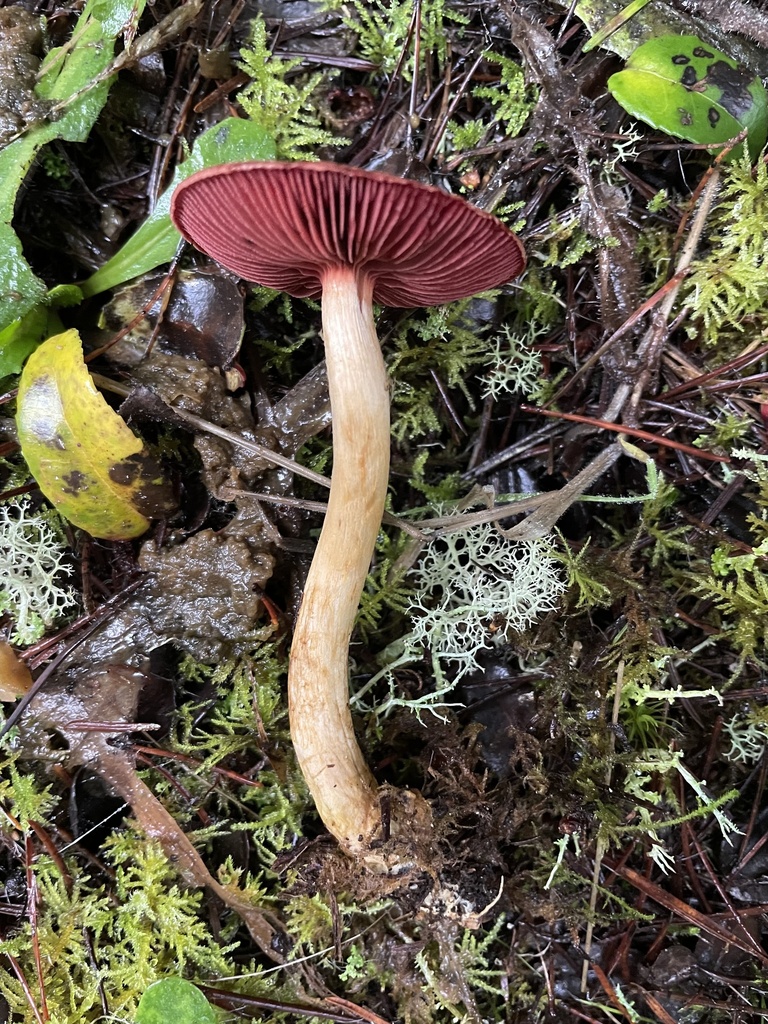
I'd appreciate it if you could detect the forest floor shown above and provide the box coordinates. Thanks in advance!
[2,0,768,1021]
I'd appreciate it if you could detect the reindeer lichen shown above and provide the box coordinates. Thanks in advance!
[0,501,76,644]
[407,521,566,682]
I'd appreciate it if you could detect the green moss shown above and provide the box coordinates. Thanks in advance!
[683,155,768,347]
[325,0,468,79]
[693,411,754,451]
[445,52,537,163]
[1,763,59,827]
[356,545,414,646]
[172,648,307,859]
[541,209,599,268]
[694,535,768,667]
[647,188,670,212]
[0,644,307,1023]
[407,450,463,504]
[237,18,340,158]
[386,300,492,441]
[414,917,507,1020]
[0,841,239,1023]
[446,117,486,153]
[556,538,615,609]
[474,53,539,137]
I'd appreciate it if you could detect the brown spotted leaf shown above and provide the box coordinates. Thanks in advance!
[16,329,173,539]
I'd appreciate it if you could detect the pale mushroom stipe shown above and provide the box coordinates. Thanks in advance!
[170,161,526,858]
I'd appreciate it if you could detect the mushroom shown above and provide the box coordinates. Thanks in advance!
[170,162,525,857]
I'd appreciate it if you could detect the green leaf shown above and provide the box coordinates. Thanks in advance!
[47,283,84,308]
[608,35,768,161]
[135,978,217,1024]
[581,0,652,53]
[0,286,82,378]
[0,306,63,379]
[576,0,691,59]
[35,0,143,140]
[16,329,174,540]
[0,0,146,333]
[81,118,277,297]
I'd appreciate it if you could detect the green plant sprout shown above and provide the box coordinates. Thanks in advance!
[446,52,538,163]
[0,501,76,644]
[0,763,58,830]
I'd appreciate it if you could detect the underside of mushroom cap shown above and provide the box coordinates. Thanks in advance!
[170,161,526,306]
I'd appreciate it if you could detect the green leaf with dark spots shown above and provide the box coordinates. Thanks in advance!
[16,329,174,540]
[608,35,768,161]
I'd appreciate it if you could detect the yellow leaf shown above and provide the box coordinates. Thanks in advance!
[16,329,171,539]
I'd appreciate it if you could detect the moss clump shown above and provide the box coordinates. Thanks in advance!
[683,156,768,348]
[325,0,468,79]
[237,18,340,158]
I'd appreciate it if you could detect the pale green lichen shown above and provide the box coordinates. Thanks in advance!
[482,323,546,401]
[0,501,76,645]
[407,522,566,680]
[352,518,566,723]
[723,710,768,764]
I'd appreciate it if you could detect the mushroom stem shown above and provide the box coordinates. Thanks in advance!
[288,266,389,856]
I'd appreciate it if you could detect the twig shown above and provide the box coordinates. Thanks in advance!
[521,406,730,463]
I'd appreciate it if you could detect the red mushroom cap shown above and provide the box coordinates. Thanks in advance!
[170,161,525,307]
